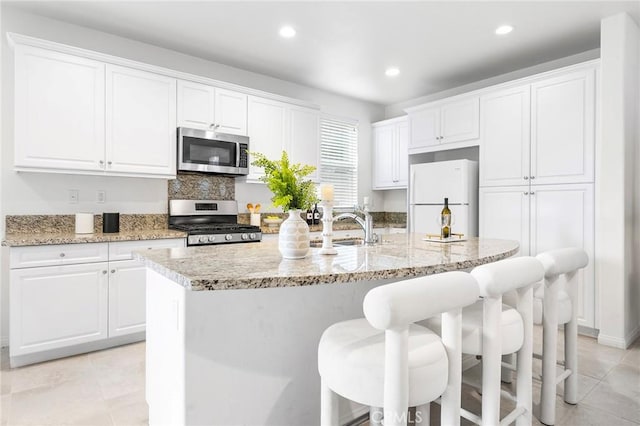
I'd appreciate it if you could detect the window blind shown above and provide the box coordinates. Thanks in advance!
[319,117,358,207]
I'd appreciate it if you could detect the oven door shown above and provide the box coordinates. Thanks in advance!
[178,127,249,175]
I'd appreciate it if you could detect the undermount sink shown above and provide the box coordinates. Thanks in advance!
[309,238,364,248]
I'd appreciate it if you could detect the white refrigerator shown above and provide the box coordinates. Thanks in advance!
[409,159,479,237]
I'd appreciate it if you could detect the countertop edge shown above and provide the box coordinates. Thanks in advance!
[2,230,188,247]
[135,243,519,292]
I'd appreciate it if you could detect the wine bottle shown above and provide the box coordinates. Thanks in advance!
[313,204,320,225]
[440,197,451,239]
[306,208,313,225]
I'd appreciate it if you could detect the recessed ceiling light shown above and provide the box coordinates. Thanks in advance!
[279,26,296,38]
[495,25,514,35]
[385,67,400,77]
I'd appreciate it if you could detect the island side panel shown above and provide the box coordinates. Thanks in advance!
[146,269,187,425]
[181,279,395,426]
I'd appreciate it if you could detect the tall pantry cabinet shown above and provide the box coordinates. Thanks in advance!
[478,62,597,328]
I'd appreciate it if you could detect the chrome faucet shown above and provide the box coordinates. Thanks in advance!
[334,206,378,245]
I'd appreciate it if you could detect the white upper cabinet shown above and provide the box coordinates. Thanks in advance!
[177,80,248,135]
[407,96,479,153]
[480,66,596,187]
[106,65,176,177]
[530,69,595,185]
[372,117,409,189]
[246,96,320,182]
[289,105,320,182]
[14,45,105,172]
[177,80,215,130]
[479,85,531,187]
[247,96,288,180]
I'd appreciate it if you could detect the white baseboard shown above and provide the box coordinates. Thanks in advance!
[598,324,640,349]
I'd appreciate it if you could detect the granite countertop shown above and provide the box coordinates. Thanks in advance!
[2,229,188,247]
[135,234,519,291]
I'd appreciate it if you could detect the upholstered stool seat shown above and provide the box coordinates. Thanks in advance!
[533,286,572,325]
[318,320,448,408]
[424,301,524,355]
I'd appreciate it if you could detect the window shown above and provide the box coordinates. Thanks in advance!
[319,117,358,207]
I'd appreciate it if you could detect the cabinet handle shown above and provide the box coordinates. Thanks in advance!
[524,176,529,180]
[530,176,535,179]
[524,192,529,195]
[59,253,65,257]
[209,123,220,130]
[107,161,112,166]
[102,270,108,275]
[99,160,104,166]
[530,191,535,195]
[111,269,116,274]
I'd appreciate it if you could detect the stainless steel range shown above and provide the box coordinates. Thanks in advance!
[169,200,262,246]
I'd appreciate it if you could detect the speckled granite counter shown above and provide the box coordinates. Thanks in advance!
[2,229,187,247]
[136,234,518,291]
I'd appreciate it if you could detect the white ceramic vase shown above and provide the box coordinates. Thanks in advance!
[278,209,310,259]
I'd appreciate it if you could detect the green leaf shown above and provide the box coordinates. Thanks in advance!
[249,150,319,211]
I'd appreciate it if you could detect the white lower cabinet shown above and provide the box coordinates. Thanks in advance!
[10,263,109,356]
[479,183,595,327]
[108,259,147,337]
[9,238,185,365]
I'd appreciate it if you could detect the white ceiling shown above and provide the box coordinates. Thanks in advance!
[6,1,640,105]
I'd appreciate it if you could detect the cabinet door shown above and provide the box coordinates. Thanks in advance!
[480,86,531,187]
[247,96,288,180]
[108,259,147,337]
[289,106,320,182]
[215,88,248,136]
[530,183,594,327]
[408,107,440,149]
[15,45,105,172]
[106,65,177,177]
[177,80,215,130]
[440,97,480,144]
[531,69,595,184]
[372,125,396,189]
[10,263,108,356]
[479,186,530,256]
[395,120,409,187]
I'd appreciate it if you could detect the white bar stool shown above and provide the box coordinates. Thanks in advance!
[317,271,480,426]
[535,248,589,425]
[423,256,544,426]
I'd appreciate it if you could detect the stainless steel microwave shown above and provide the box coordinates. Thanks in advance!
[177,127,249,175]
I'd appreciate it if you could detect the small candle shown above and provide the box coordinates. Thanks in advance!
[320,184,334,202]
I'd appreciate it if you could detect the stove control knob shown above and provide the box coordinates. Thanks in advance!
[249,233,256,239]
[241,233,249,240]
[225,234,233,241]
[199,236,208,243]
[208,235,216,242]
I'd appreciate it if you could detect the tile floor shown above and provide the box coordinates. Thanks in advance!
[0,327,638,426]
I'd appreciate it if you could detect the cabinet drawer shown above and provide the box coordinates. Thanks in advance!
[10,243,109,269]
[109,238,185,261]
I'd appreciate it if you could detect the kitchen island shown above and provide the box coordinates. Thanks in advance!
[136,234,518,426]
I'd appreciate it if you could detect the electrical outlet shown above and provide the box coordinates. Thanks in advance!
[96,190,106,204]
[69,189,79,204]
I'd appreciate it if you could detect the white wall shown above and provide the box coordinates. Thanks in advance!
[0,6,385,345]
[597,13,640,348]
